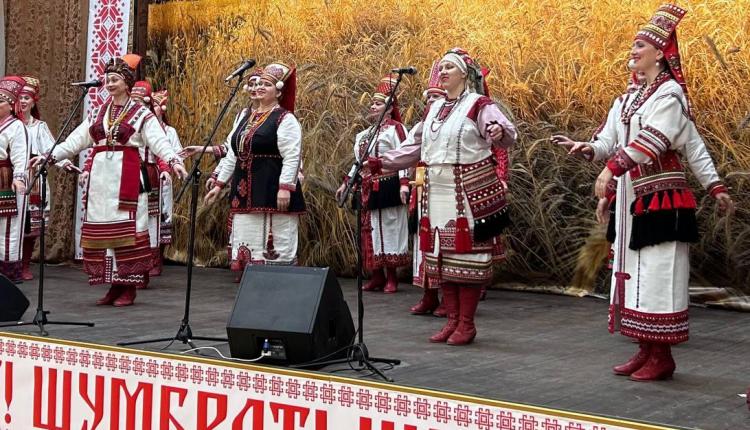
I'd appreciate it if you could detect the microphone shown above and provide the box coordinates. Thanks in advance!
[224,59,257,82]
[70,79,102,88]
[391,67,417,75]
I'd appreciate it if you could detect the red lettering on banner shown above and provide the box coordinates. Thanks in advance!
[231,398,264,430]
[198,391,228,430]
[160,385,188,430]
[110,377,154,430]
[270,402,310,430]
[79,373,105,430]
[33,367,72,430]
[315,410,328,430]
[1,361,12,425]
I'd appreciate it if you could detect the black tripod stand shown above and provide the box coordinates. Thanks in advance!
[0,86,95,335]
[118,73,247,349]
[293,73,408,381]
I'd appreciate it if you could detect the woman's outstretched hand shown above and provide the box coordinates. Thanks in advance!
[551,135,593,158]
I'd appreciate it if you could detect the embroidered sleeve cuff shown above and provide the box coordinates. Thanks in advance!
[367,157,383,175]
[606,149,636,177]
[605,179,617,201]
[279,183,296,192]
[209,171,219,180]
[212,146,226,161]
[215,181,226,189]
[707,181,728,198]
[157,159,171,173]
[400,177,410,186]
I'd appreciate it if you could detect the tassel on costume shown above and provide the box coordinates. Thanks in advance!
[634,197,645,216]
[647,192,661,212]
[454,216,472,253]
[672,189,684,209]
[372,178,380,192]
[419,217,431,252]
[660,191,672,210]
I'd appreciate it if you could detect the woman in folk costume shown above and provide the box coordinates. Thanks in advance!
[130,80,164,282]
[553,4,733,381]
[336,75,410,294]
[17,76,78,280]
[32,54,188,306]
[367,48,516,345]
[204,62,304,280]
[409,60,446,312]
[151,89,182,265]
[0,77,30,282]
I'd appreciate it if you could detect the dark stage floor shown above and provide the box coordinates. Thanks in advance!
[1,264,747,429]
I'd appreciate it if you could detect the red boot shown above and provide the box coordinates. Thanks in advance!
[149,250,163,277]
[96,284,124,306]
[362,268,386,291]
[629,343,675,381]
[613,342,651,376]
[21,237,35,281]
[383,268,398,293]
[447,286,481,346]
[429,284,459,342]
[411,289,439,314]
[113,284,137,307]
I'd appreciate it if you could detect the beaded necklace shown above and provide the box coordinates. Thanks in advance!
[620,70,671,125]
[428,92,466,141]
[238,107,275,159]
[104,101,132,147]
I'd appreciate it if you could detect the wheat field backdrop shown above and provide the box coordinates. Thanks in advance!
[147,0,750,293]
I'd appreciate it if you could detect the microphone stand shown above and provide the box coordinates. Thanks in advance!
[293,73,407,381]
[118,75,245,350]
[0,86,95,335]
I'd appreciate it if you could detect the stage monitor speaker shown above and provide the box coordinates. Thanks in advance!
[0,274,29,322]
[226,266,354,365]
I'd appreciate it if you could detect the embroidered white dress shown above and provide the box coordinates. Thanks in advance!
[25,119,55,237]
[347,119,410,270]
[51,101,181,287]
[590,78,723,344]
[381,92,516,286]
[0,117,29,278]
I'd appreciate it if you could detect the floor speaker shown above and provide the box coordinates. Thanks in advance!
[226,266,354,364]
[0,274,29,322]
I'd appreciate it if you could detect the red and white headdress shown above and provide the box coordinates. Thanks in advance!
[423,60,446,99]
[20,76,41,119]
[635,4,690,113]
[440,47,490,96]
[260,62,296,112]
[0,76,27,121]
[242,68,263,93]
[151,89,168,111]
[372,74,402,123]
[131,80,153,106]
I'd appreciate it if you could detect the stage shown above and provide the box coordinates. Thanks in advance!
[1,264,747,429]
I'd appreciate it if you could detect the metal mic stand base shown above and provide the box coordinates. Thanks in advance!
[117,321,226,350]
